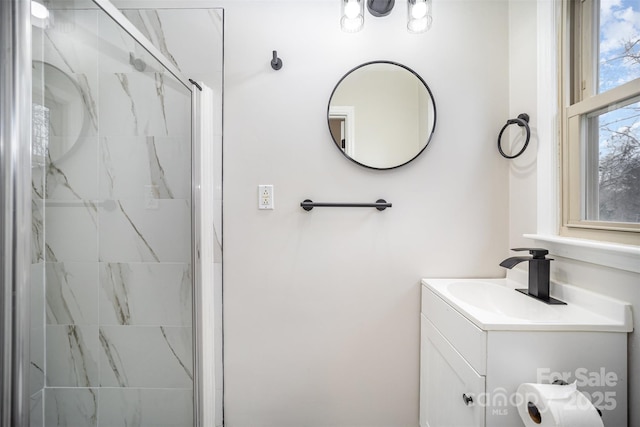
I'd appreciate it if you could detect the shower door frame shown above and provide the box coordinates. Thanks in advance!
[0,0,210,424]
[89,1,209,425]
[0,0,32,425]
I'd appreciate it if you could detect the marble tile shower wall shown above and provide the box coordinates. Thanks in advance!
[31,22,47,427]
[32,9,194,427]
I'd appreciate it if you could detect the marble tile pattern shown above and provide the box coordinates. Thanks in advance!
[99,262,192,326]
[122,9,223,91]
[31,31,47,411]
[30,264,45,397]
[31,29,47,422]
[30,390,44,427]
[45,388,98,427]
[98,388,193,427]
[46,324,100,387]
[99,326,193,388]
[39,387,195,427]
[33,6,221,426]
[46,262,99,325]
[31,198,44,264]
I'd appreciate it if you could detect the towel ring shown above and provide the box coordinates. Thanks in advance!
[498,113,530,159]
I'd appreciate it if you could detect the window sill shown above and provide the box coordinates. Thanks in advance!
[524,234,640,274]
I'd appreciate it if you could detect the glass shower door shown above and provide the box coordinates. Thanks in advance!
[31,3,194,425]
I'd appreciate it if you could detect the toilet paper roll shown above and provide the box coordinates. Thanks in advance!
[516,382,604,427]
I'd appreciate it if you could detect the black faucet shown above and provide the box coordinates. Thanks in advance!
[500,248,566,305]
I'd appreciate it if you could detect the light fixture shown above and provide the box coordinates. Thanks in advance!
[31,1,49,20]
[407,0,432,33]
[341,0,364,33]
[341,0,432,33]
[367,0,395,17]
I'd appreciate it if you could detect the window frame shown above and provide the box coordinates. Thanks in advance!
[560,0,640,246]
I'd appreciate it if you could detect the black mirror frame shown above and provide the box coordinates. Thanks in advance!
[32,60,90,164]
[327,60,437,170]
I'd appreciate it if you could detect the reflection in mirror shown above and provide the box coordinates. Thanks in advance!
[32,61,88,165]
[328,61,436,169]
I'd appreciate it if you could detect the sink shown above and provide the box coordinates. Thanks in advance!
[422,274,632,331]
[447,280,560,321]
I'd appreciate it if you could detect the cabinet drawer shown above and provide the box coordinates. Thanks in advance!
[421,315,485,427]
[422,285,486,374]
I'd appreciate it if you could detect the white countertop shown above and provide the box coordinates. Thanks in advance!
[421,272,633,332]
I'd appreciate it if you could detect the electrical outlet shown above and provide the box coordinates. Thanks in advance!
[258,185,274,210]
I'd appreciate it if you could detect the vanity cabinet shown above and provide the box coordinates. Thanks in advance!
[419,278,629,427]
[420,315,485,427]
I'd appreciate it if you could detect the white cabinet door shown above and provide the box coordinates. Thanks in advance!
[420,315,485,427]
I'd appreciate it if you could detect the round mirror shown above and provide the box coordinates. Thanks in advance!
[32,61,87,164]
[327,61,436,170]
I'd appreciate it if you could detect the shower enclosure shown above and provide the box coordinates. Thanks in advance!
[1,0,222,425]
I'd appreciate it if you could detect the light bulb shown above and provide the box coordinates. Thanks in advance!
[407,14,432,33]
[344,0,360,19]
[341,15,363,32]
[408,19,427,33]
[411,1,428,20]
[31,1,49,20]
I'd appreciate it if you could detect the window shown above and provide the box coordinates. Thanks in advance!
[561,0,640,245]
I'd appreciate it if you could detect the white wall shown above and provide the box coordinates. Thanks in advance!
[508,2,640,426]
[507,0,538,251]
[221,1,509,425]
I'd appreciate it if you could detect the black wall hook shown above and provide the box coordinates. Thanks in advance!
[271,50,283,70]
[498,113,531,159]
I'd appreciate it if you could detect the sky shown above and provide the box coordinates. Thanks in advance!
[599,0,640,92]
[596,0,638,209]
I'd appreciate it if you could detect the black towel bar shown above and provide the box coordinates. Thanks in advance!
[300,199,391,211]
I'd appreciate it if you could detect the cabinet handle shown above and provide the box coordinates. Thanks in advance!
[462,394,474,406]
